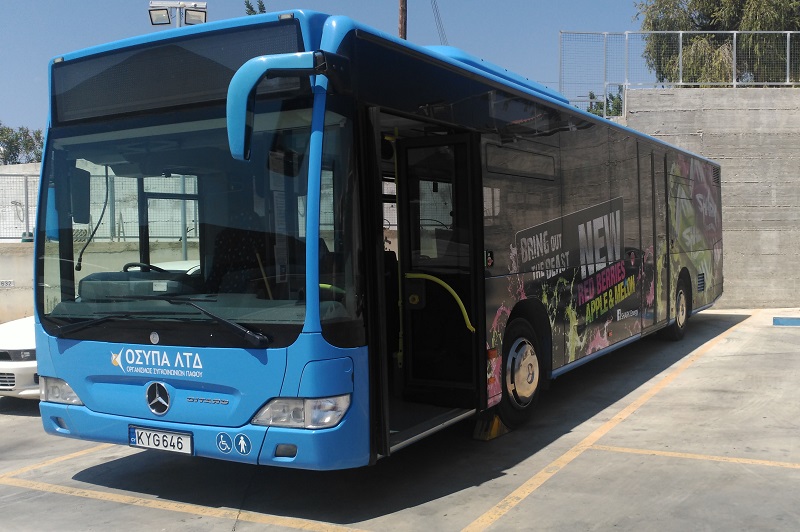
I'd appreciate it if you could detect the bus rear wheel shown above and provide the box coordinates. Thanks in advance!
[662,277,690,341]
[498,319,542,429]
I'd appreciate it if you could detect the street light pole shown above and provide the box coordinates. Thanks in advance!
[149,1,208,28]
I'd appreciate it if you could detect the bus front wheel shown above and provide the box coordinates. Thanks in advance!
[498,319,542,429]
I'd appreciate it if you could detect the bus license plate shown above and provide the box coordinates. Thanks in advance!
[129,426,192,455]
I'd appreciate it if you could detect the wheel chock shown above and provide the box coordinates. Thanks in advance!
[473,413,510,441]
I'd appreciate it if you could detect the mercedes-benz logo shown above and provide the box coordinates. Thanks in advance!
[526,362,536,385]
[146,382,170,415]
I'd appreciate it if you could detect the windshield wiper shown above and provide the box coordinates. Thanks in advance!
[51,310,196,337]
[52,313,133,337]
[112,295,272,348]
[170,299,272,348]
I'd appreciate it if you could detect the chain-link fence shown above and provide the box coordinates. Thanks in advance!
[560,31,800,117]
[69,168,199,245]
[1,163,198,244]
[0,172,38,241]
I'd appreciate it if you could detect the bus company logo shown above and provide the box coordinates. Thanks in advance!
[111,350,125,373]
[111,347,204,379]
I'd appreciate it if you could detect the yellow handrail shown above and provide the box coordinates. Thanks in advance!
[405,272,475,333]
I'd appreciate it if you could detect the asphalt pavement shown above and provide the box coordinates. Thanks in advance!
[1,308,798,531]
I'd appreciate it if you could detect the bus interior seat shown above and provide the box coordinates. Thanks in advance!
[206,228,319,298]
[206,228,273,294]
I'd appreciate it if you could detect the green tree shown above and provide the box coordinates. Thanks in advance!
[636,0,800,84]
[245,0,266,15]
[586,89,624,118]
[0,121,43,164]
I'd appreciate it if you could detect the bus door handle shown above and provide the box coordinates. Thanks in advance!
[404,273,475,333]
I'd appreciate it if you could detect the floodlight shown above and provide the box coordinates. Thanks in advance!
[184,8,207,25]
[149,8,171,25]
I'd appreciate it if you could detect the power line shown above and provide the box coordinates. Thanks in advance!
[431,0,448,45]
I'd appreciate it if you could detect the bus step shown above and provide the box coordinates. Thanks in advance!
[388,407,475,453]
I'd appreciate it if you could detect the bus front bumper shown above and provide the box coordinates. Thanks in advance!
[39,401,370,471]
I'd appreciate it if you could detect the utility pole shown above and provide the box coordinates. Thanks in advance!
[399,0,407,39]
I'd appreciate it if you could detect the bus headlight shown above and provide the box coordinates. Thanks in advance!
[40,377,84,405]
[252,394,350,429]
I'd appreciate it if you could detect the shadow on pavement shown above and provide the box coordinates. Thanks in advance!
[70,311,751,525]
[0,397,40,417]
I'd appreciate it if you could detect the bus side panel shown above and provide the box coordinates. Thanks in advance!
[557,121,643,364]
[481,131,564,402]
[667,154,723,311]
[483,113,651,382]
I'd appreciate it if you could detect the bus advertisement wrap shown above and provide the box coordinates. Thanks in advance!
[486,197,646,407]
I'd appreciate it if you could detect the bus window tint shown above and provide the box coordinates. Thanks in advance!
[319,100,365,347]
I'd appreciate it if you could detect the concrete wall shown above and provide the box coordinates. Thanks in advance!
[621,88,800,309]
[0,243,34,322]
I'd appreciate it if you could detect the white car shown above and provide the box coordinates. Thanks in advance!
[0,316,38,400]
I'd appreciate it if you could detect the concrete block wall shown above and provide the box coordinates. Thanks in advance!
[622,88,800,308]
[0,243,34,322]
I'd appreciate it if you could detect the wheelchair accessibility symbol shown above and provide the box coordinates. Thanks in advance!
[216,432,233,454]
[234,433,252,455]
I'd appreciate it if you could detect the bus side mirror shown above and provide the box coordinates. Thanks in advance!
[226,50,350,161]
[70,168,91,224]
[227,51,318,162]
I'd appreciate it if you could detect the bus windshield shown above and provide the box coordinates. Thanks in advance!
[37,101,356,349]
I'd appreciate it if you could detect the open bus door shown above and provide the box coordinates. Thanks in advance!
[378,132,483,455]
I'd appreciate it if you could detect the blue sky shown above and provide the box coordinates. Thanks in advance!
[0,1,640,130]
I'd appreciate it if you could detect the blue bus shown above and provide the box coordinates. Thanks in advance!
[36,10,722,470]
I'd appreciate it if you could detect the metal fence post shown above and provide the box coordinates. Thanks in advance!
[679,31,683,85]
[108,172,116,240]
[23,176,31,240]
[558,30,563,95]
[732,32,737,87]
[624,31,630,118]
[787,32,791,84]
[181,175,187,260]
[603,32,608,119]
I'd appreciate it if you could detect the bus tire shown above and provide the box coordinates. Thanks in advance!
[662,277,690,341]
[498,319,542,429]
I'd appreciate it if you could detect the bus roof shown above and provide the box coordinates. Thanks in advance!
[47,10,564,108]
[48,9,716,166]
[425,46,569,104]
